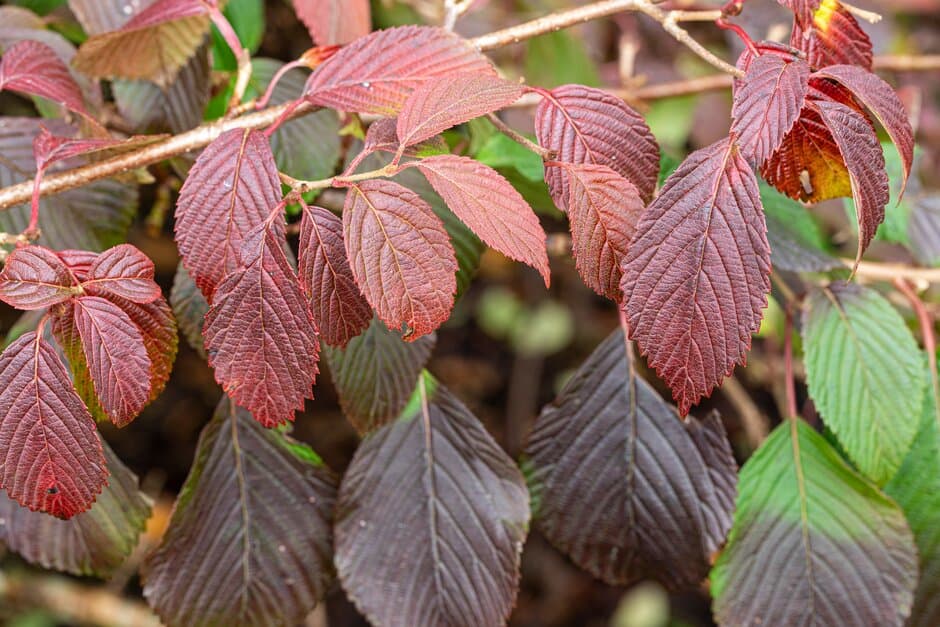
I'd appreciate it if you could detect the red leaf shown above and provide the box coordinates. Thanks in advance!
[80,244,161,304]
[175,128,282,299]
[621,139,771,415]
[71,296,152,428]
[812,99,888,265]
[292,0,371,45]
[731,54,810,166]
[0,40,87,116]
[535,84,659,204]
[32,127,122,171]
[343,180,457,339]
[304,26,495,115]
[546,162,644,300]
[812,65,914,194]
[778,0,821,26]
[408,155,549,285]
[396,74,523,147]
[361,118,448,158]
[0,331,107,519]
[110,294,178,403]
[204,222,320,427]
[298,204,373,348]
[56,249,99,278]
[790,0,872,70]
[0,245,76,310]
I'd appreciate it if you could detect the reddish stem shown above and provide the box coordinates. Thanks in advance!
[26,167,44,239]
[208,7,244,65]
[715,17,759,58]
[894,278,940,425]
[263,98,303,138]
[256,59,307,110]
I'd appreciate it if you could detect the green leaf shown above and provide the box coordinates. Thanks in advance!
[845,141,914,246]
[761,181,841,272]
[476,133,544,182]
[712,419,918,626]
[644,95,696,151]
[802,283,925,484]
[886,381,940,626]
[525,30,599,88]
[210,0,264,70]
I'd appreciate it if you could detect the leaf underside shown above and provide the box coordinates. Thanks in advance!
[790,0,873,70]
[292,0,371,46]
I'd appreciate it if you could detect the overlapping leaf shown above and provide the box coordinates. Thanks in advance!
[408,155,549,286]
[324,318,435,434]
[175,128,282,298]
[546,162,643,299]
[712,420,917,626]
[0,438,150,577]
[170,263,208,358]
[304,25,495,115]
[731,54,810,166]
[82,244,161,303]
[790,0,872,70]
[204,221,320,427]
[526,327,736,588]
[292,0,371,45]
[362,117,448,159]
[0,331,107,518]
[298,204,372,348]
[803,283,925,484]
[343,179,457,339]
[396,74,523,147]
[622,139,771,415]
[761,182,841,271]
[0,245,76,310]
[335,373,528,627]
[535,84,659,203]
[73,0,212,86]
[68,0,142,34]
[779,0,821,26]
[0,40,88,116]
[143,398,337,627]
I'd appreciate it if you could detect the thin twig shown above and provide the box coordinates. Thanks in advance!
[840,1,882,24]
[638,3,744,76]
[848,260,940,284]
[486,112,555,160]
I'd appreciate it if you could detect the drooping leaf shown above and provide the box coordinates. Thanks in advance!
[0,437,151,577]
[526,327,736,588]
[324,318,435,434]
[622,139,771,415]
[711,419,917,626]
[304,25,495,115]
[170,263,208,358]
[813,65,914,193]
[778,0,821,26]
[343,179,457,339]
[546,162,643,300]
[0,244,76,310]
[802,283,925,484]
[143,398,337,627]
[335,373,528,627]
[731,54,810,166]
[408,155,549,285]
[292,0,370,45]
[298,204,372,348]
[886,385,940,627]
[72,0,212,86]
[81,244,161,304]
[396,74,523,147]
[535,84,659,204]
[761,182,841,271]
[175,128,282,299]
[204,221,320,427]
[52,300,108,423]
[0,331,107,519]
[71,296,152,428]
[790,0,872,70]
[0,39,87,116]
[813,98,888,265]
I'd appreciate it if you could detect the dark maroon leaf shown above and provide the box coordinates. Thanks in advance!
[298,204,372,348]
[204,221,320,427]
[731,54,810,166]
[622,139,771,415]
[335,374,528,626]
[71,296,152,428]
[790,0,872,70]
[175,128,282,299]
[0,331,107,519]
[143,398,337,627]
[526,327,736,588]
[52,301,108,423]
[80,244,161,304]
[0,438,151,577]
[535,84,659,204]
[813,98,888,265]
[546,162,644,300]
[343,179,457,339]
[111,293,177,403]
[304,26,495,115]
[0,245,77,310]
[813,65,914,193]
[396,74,523,147]
[324,318,435,434]
[408,155,549,286]
[0,40,87,116]
[778,0,821,26]
[292,0,371,45]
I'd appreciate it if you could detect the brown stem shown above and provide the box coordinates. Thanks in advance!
[486,112,555,160]
[784,303,798,419]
